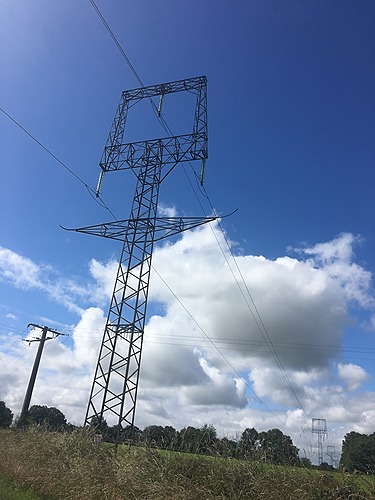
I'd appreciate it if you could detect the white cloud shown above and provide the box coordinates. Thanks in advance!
[157,203,177,217]
[0,246,42,289]
[297,233,374,309]
[0,246,115,314]
[88,258,118,304]
[337,362,369,391]
[1,230,375,461]
[149,225,348,372]
[72,307,106,368]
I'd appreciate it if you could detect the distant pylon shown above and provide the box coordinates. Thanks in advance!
[67,76,218,442]
[312,418,328,465]
[326,445,337,468]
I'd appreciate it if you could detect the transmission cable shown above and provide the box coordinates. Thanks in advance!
[88,0,175,138]
[152,266,292,430]
[0,107,117,221]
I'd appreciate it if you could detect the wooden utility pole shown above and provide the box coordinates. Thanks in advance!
[18,323,64,425]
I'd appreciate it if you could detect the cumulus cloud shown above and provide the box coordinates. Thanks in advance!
[72,307,106,368]
[149,225,349,374]
[337,363,369,391]
[1,229,375,458]
[296,233,374,309]
[0,246,116,314]
[180,358,247,407]
[88,258,118,304]
[157,203,177,217]
[0,246,43,289]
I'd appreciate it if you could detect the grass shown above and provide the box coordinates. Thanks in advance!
[0,471,42,500]
[0,428,374,499]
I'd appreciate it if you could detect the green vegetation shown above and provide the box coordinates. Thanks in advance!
[0,428,374,499]
[16,405,68,431]
[340,431,375,473]
[0,400,13,428]
[92,421,302,465]
[0,470,42,500]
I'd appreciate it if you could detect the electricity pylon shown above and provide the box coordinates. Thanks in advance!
[312,418,328,465]
[67,76,218,440]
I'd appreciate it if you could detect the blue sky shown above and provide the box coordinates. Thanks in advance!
[1,0,374,464]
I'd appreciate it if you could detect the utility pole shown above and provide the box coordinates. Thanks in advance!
[19,323,65,425]
[65,76,218,443]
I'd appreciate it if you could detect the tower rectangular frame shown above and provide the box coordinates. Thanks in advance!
[99,75,207,173]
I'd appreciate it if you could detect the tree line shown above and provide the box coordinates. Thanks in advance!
[90,417,301,464]
[4,400,375,472]
[0,400,300,465]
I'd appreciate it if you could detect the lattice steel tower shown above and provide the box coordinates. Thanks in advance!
[312,418,328,465]
[68,76,217,439]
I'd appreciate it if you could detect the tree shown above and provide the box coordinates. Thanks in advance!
[199,424,218,455]
[239,428,259,459]
[318,462,335,471]
[217,436,238,458]
[27,405,67,431]
[143,425,166,448]
[121,425,142,444]
[299,457,312,468]
[340,431,375,473]
[177,426,202,454]
[142,425,177,449]
[258,428,299,465]
[162,425,178,450]
[0,401,13,428]
[340,431,364,471]
[89,415,109,436]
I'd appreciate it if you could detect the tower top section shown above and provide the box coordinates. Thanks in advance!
[98,76,208,182]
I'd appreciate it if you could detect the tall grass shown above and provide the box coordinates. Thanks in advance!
[0,428,373,499]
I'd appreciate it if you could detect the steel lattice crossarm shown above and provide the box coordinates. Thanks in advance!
[114,76,206,101]
[100,135,207,172]
[97,75,207,183]
[62,215,220,242]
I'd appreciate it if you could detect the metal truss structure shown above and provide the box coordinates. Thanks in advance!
[312,418,328,465]
[67,76,216,440]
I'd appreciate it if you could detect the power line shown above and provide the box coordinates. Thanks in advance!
[88,0,173,138]
[152,266,292,430]
[89,0,144,89]
[0,107,118,221]
[0,107,91,191]
[3,326,371,360]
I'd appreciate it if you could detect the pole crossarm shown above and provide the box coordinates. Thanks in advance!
[62,215,219,242]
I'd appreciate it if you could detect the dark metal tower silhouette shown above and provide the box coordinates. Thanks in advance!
[68,76,217,437]
[312,418,328,465]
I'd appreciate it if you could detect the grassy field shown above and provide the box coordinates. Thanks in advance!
[0,471,42,500]
[0,428,374,499]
